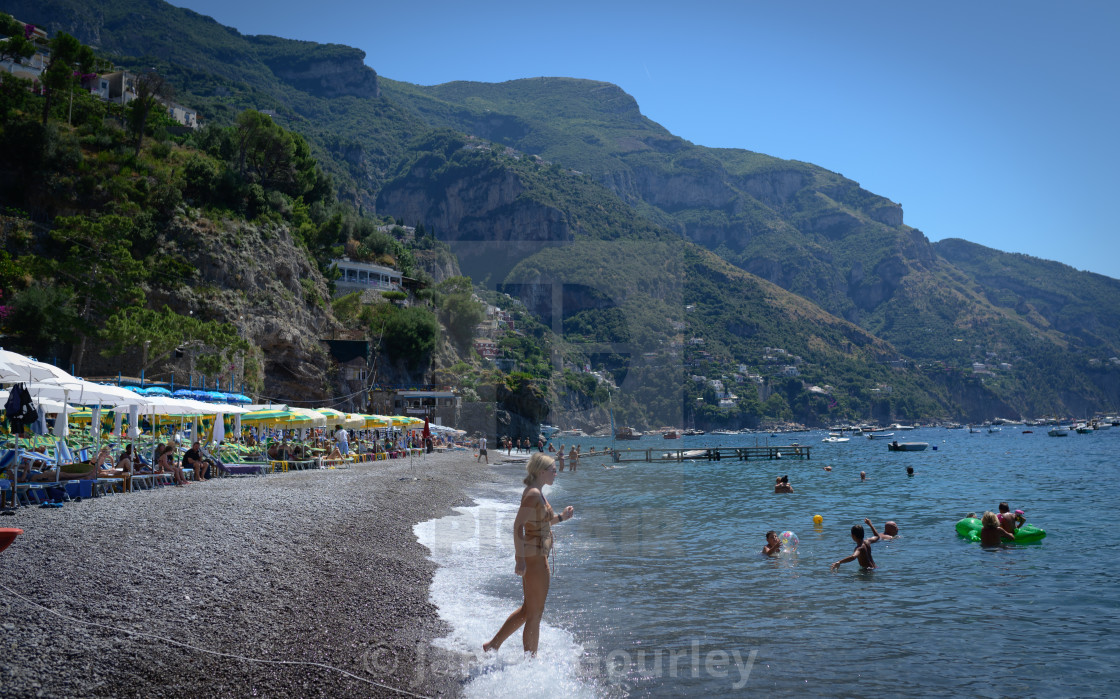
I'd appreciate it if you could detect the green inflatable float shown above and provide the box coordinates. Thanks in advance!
[955,517,1046,543]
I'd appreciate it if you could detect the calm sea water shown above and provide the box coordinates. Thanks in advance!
[414,428,1120,697]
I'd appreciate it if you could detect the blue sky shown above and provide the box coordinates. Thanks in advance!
[171,0,1120,280]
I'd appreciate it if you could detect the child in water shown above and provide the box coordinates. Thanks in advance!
[830,524,880,571]
[762,530,782,556]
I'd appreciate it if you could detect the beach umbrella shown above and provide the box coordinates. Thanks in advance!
[362,414,391,428]
[288,408,327,427]
[127,404,140,440]
[342,413,366,429]
[316,408,348,426]
[241,409,291,426]
[0,350,74,383]
[26,378,150,408]
[145,386,172,396]
[210,411,225,444]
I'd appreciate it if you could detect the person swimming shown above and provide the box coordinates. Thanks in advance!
[830,524,880,571]
[981,511,1013,546]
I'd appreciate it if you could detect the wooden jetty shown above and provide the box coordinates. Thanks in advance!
[611,445,811,463]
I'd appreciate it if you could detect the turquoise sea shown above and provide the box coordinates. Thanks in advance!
[415,428,1120,697]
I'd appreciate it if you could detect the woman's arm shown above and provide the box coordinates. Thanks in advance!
[551,505,575,524]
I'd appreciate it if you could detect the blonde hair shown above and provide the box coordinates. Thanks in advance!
[523,453,556,486]
[981,511,998,527]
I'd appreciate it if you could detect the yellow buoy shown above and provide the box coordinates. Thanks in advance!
[813,514,824,526]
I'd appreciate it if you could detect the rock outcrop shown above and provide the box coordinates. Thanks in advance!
[143,213,340,402]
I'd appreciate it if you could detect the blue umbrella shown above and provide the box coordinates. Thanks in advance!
[173,389,194,397]
[145,386,172,396]
[230,393,252,404]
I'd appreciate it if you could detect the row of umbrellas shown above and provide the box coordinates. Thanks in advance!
[126,386,253,404]
[2,349,432,434]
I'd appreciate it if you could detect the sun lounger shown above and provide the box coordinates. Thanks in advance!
[217,461,266,476]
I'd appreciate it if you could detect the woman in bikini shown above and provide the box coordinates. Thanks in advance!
[483,453,574,656]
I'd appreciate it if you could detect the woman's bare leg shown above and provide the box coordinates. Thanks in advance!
[520,556,550,654]
[483,557,550,654]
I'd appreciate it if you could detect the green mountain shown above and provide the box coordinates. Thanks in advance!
[5,0,1118,424]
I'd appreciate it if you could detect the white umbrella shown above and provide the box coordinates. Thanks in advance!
[0,349,74,383]
[211,411,225,444]
[128,404,140,440]
[27,378,151,408]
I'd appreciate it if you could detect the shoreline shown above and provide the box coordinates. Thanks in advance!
[0,450,502,698]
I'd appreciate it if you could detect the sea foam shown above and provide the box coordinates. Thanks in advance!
[414,494,600,698]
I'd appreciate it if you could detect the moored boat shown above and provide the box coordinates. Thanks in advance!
[887,441,928,451]
[663,430,680,439]
[1048,427,1069,437]
[867,432,895,440]
[615,426,643,440]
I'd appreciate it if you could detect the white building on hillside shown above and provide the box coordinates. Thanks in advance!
[331,258,402,297]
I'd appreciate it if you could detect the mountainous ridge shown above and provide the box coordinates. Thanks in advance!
[4,0,1118,422]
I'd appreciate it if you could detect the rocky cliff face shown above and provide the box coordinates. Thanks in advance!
[145,214,340,402]
[259,48,380,99]
[376,160,573,280]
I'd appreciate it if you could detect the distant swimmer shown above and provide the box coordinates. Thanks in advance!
[774,475,794,493]
[824,465,832,472]
[860,471,867,481]
[830,523,880,571]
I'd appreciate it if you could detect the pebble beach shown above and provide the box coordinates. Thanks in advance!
[0,450,496,698]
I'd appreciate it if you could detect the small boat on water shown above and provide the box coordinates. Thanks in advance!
[663,430,680,439]
[683,428,705,436]
[822,436,850,443]
[711,429,739,436]
[1048,427,1069,437]
[615,426,643,440]
[1075,424,1094,434]
[887,441,928,451]
[867,432,896,440]
[539,424,560,438]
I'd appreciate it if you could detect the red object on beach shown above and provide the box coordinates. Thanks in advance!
[0,528,23,555]
[423,417,431,440]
